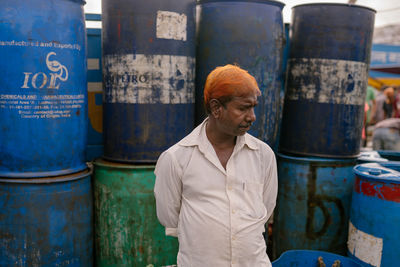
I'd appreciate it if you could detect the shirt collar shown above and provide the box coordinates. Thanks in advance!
[179,117,259,151]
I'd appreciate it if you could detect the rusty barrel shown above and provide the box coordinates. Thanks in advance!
[195,0,285,150]
[102,0,196,163]
[93,159,178,266]
[279,3,375,157]
[0,169,93,265]
[273,153,356,258]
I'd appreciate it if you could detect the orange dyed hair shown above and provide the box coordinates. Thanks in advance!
[203,64,261,114]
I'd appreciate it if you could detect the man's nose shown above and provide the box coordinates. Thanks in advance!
[246,108,256,122]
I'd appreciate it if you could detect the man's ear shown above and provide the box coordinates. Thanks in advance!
[209,99,222,118]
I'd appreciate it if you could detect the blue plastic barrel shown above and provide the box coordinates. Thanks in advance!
[348,162,400,267]
[195,0,285,150]
[0,169,93,266]
[273,250,364,267]
[102,0,196,163]
[86,14,104,162]
[273,153,356,257]
[377,150,400,161]
[279,4,376,158]
[0,0,87,177]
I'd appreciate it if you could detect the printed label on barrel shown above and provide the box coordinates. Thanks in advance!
[0,41,85,120]
[347,221,382,267]
[103,54,195,104]
[286,58,368,105]
[156,11,187,41]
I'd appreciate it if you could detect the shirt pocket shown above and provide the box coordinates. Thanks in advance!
[239,182,266,219]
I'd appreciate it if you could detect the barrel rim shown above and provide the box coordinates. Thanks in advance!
[277,152,358,163]
[292,3,376,13]
[0,168,92,184]
[0,163,89,179]
[94,158,155,169]
[273,249,364,266]
[197,0,285,8]
[70,0,87,5]
[353,162,400,183]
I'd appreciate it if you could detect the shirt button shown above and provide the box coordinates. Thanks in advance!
[228,186,232,190]
[232,236,236,240]
[232,209,236,214]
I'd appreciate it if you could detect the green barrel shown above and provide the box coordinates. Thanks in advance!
[93,159,178,266]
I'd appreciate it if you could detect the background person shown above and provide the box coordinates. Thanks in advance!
[372,117,400,151]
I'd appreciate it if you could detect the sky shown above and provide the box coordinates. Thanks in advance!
[84,0,400,28]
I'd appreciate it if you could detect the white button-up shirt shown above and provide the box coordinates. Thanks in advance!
[154,119,278,267]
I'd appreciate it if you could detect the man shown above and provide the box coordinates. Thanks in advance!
[372,117,400,151]
[154,64,278,266]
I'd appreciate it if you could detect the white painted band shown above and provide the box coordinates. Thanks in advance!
[87,82,103,92]
[87,58,100,70]
[286,58,368,105]
[347,221,383,267]
[103,54,195,104]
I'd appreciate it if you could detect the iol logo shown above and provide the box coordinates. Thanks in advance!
[21,52,69,89]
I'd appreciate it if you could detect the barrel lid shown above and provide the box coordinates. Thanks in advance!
[354,162,400,183]
[277,152,357,164]
[292,3,376,13]
[357,151,388,163]
[94,158,155,169]
[197,0,284,8]
[0,168,92,184]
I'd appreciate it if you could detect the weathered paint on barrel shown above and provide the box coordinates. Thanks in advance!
[0,0,88,177]
[86,14,104,162]
[273,250,364,267]
[273,153,356,258]
[195,0,285,150]
[93,159,178,266]
[348,163,400,267]
[0,169,93,266]
[279,4,376,158]
[102,0,196,163]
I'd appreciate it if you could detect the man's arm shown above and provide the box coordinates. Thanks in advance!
[154,150,182,236]
[263,151,278,220]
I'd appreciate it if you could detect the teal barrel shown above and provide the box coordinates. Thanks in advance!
[0,169,93,266]
[273,153,356,258]
[93,159,178,266]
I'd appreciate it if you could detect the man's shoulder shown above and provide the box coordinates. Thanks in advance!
[244,133,275,156]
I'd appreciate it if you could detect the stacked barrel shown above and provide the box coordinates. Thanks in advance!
[196,0,286,151]
[273,3,376,259]
[0,0,93,265]
[93,0,195,265]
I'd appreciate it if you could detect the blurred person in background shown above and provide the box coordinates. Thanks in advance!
[372,118,400,151]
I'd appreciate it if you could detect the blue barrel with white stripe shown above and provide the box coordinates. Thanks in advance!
[348,163,400,267]
[102,0,196,163]
[279,4,375,158]
[0,0,87,177]
[195,0,285,151]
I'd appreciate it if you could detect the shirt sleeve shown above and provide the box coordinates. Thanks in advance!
[154,150,182,235]
[262,150,278,220]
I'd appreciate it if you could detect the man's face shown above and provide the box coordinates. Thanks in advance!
[218,93,258,136]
